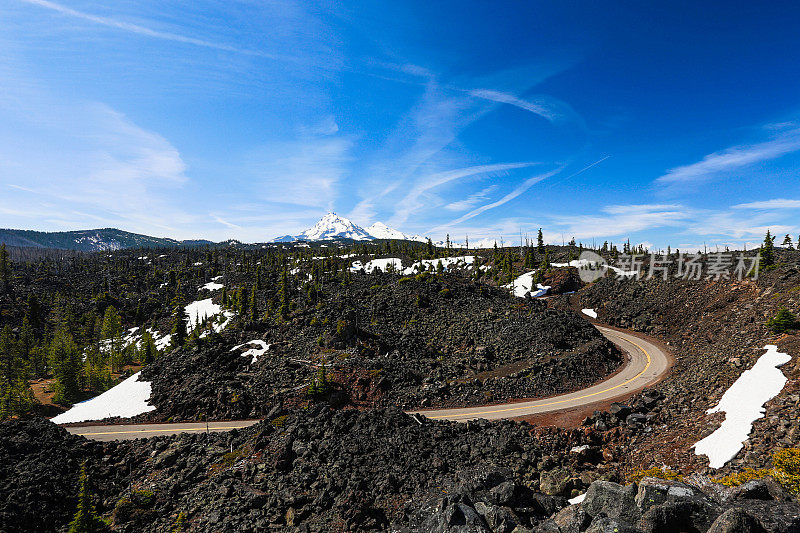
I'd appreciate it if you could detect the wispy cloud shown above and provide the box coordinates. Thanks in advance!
[20,0,283,60]
[469,89,566,123]
[243,135,354,210]
[390,162,535,226]
[657,127,800,185]
[444,185,498,211]
[732,198,800,209]
[431,166,563,231]
[550,204,692,240]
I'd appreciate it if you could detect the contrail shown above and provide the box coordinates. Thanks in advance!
[543,155,611,190]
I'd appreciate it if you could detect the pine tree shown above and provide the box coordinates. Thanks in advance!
[249,286,258,322]
[101,306,122,373]
[170,298,187,348]
[0,243,9,293]
[278,264,290,320]
[140,330,157,365]
[537,229,544,254]
[238,286,248,317]
[50,326,83,405]
[0,326,33,419]
[68,462,104,533]
[426,238,435,259]
[760,229,776,270]
[783,234,793,248]
[255,265,263,291]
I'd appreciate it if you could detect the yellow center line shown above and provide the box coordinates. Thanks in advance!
[71,425,254,437]
[424,333,653,420]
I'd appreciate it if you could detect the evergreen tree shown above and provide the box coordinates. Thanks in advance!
[100,306,122,373]
[238,286,248,317]
[140,330,157,365]
[249,286,258,322]
[783,234,795,250]
[0,326,33,419]
[426,238,435,259]
[760,229,776,270]
[170,298,187,348]
[255,264,263,291]
[537,229,544,253]
[278,264,290,320]
[0,243,9,293]
[68,462,105,533]
[50,326,83,405]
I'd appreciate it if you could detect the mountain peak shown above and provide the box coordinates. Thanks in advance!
[298,213,373,241]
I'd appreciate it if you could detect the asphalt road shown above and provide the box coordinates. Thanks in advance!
[65,325,671,440]
[409,326,671,422]
[65,419,262,442]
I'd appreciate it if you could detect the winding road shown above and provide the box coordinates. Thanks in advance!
[65,325,671,440]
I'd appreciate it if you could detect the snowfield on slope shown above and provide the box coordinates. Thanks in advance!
[51,372,155,424]
[582,309,598,319]
[693,344,791,468]
[505,271,550,298]
[230,340,271,364]
[349,256,476,275]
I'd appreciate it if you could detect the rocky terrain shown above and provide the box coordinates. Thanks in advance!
[139,271,620,421]
[576,253,800,475]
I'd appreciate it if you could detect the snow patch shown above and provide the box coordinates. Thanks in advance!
[505,271,550,298]
[230,340,270,364]
[401,256,475,275]
[582,309,598,319]
[693,345,791,468]
[201,281,224,291]
[351,258,404,273]
[568,493,586,505]
[51,372,155,424]
[185,298,221,333]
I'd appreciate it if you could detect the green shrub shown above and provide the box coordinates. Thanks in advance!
[766,308,799,334]
[398,276,414,284]
[132,489,155,509]
[715,448,800,495]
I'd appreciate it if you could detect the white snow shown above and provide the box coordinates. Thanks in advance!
[570,445,589,453]
[230,340,270,364]
[553,259,637,278]
[201,281,224,291]
[299,212,374,241]
[401,256,475,275]
[504,271,550,298]
[693,344,792,468]
[350,258,404,273]
[51,372,155,424]
[365,222,425,241]
[568,493,586,505]
[185,298,221,332]
[582,309,598,319]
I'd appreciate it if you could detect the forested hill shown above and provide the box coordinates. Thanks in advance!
[0,228,215,252]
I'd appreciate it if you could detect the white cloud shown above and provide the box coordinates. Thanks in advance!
[469,89,565,123]
[20,0,281,60]
[431,166,562,231]
[444,185,498,211]
[657,128,800,185]
[244,135,353,209]
[0,98,193,235]
[732,198,800,209]
[390,162,534,226]
[549,204,692,240]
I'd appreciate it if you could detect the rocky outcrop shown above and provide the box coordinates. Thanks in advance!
[542,477,800,533]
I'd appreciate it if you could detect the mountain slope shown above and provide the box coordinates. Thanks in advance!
[276,213,428,243]
[0,228,213,251]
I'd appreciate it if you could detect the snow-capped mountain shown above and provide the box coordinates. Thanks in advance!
[274,213,428,243]
[365,222,427,242]
[298,213,374,241]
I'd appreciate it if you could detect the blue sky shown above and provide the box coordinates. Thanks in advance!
[1,1,800,248]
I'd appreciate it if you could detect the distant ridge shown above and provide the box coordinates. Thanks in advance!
[0,228,215,252]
